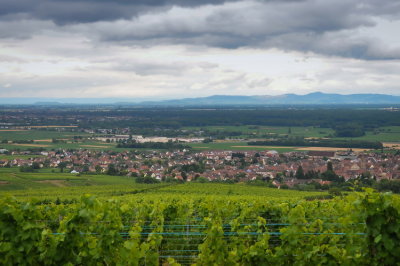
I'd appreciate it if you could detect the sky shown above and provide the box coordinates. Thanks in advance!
[1,0,400,100]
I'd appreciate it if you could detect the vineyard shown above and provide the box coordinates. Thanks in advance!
[1,188,400,265]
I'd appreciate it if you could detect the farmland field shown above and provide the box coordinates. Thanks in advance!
[0,167,145,192]
[1,126,399,153]
[185,125,400,143]
[0,140,123,151]
[338,126,400,142]
[184,125,334,139]
[0,154,45,160]
[188,142,299,152]
[0,130,120,151]
[0,129,89,141]
[188,142,375,152]
[0,167,324,199]
[0,140,383,153]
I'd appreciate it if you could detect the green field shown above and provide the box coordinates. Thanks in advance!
[335,126,400,142]
[1,138,300,153]
[0,167,324,199]
[0,140,122,151]
[0,129,89,141]
[189,141,299,152]
[0,167,154,194]
[0,154,45,160]
[0,129,123,151]
[185,125,333,139]
[185,125,400,143]
[0,126,398,153]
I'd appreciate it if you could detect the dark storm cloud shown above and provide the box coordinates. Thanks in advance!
[1,0,400,60]
[98,0,400,60]
[262,31,400,60]
[77,0,389,57]
[0,0,311,24]
[0,0,238,24]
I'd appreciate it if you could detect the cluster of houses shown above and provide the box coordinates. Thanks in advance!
[94,134,204,143]
[1,148,399,187]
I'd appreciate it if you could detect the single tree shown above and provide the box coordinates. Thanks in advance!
[295,165,305,179]
[327,161,333,171]
[58,162,67,173]
[106,164,118,175]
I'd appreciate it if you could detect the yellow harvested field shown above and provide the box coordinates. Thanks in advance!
[80,145,110,148]
[383,142,400,149]
[36,180,66,187]
[28,139,69,142]
[295,147,369,152]
[13,144,51,147]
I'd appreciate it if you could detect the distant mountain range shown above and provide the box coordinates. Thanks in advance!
[0,92,399,105]
[139,92,400,106]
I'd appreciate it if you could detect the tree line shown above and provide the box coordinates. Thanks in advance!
[248,138,383,149]
[2,107,400,130]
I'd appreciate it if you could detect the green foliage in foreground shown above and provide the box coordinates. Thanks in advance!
[0,189,399,265]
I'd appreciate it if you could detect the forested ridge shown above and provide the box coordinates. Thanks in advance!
[1,107,399,129]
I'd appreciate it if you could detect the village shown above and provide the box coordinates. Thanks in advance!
[1,147,399,188]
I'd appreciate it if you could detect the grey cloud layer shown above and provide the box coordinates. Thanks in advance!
[0,0,235,23]
[1,0,400,59]
[100,59,218,76]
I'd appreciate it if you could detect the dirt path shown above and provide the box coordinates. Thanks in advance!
[36,180,67,187]
[13,144,51,147]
